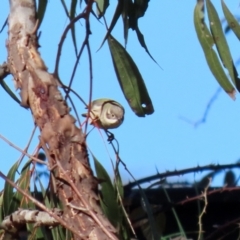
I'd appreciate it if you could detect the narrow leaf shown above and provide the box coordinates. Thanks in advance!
[222,0,240,40]
[0,79,21,105]
[122,0,131,46]
[60,0,70,18]
[114,170,124,199]
[133,0,149,19]
[3,161,19,216]
[93,154,120,227]
[194,3,235,99]
[0,17,7,33]
[135,25,160,67]
[11,161,31,211]
[37,0,48,28]
[70,0,78,56]
[108,34,154,116]
[98,0,123,50]
[206,0,239,90]
[96,0,109,18]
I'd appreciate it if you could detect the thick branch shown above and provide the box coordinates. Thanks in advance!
[7,0,118,239]
[0,209,61,235]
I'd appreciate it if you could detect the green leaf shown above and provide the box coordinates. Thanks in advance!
[70,0,78,56]
[206,0,239,91]
[60,0,70,18]
[135,25,160,66]
[95,0,109,18]
[194,3,235,99]
[133,0,149,19]
[93,154,120,227]
[98,0,123,50]
[36,0,48,28]
[0,79,21,105]
[10,160,32,212]
[108,34,154,116]
[3,161,18,216]
[59,0,78,56]
[222,0,240,41]
[114,169,124,199]
[122,0,131,46]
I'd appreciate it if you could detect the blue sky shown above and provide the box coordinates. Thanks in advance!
[0,0,240,188]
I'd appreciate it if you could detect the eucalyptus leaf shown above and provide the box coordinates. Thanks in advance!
[60,0,70,18]
[135,26,159,66]
[0,79,21,105]
[37,0,48,28]
[98,0,123,50]
[194,3,235,99]
[206,0,239,91]
[222,0,240,40]
[122,0,131,46]
[108,34,154,116]
[96,0,109,18]
[70,0,78,56]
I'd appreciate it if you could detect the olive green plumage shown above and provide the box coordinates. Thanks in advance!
[82,98,125,129]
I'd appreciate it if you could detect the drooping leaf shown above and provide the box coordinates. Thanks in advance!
[70,0,78,56]
[95,0,109,18]
[135,25,160,67]
[93,154,120,227]
[60,0,70,18]
[194,3,235,99]
[133,0,149,19]
[206,0,240,91]
[0,79,21,105]
[222,0,240,40]
[0,17,7,33]
[122,0,131,46]
[36,0,48,28]
[108,34,154,116]
[98,0,123,50]
[59,0,78,56]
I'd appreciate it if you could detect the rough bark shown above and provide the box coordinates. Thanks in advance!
[6,0,118,239]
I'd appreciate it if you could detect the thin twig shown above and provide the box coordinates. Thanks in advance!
[0,134,47,165]
[198,178,211,240]
[17,125,37,170]
[85,41,93,135]
[54,12,86,76]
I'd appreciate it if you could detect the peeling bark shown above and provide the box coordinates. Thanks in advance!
[0,209,61,235]
[6,0,118,239]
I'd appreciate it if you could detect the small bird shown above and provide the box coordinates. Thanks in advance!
[82,98,125,130]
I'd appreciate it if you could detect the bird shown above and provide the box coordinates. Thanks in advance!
[82,98,125,130]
